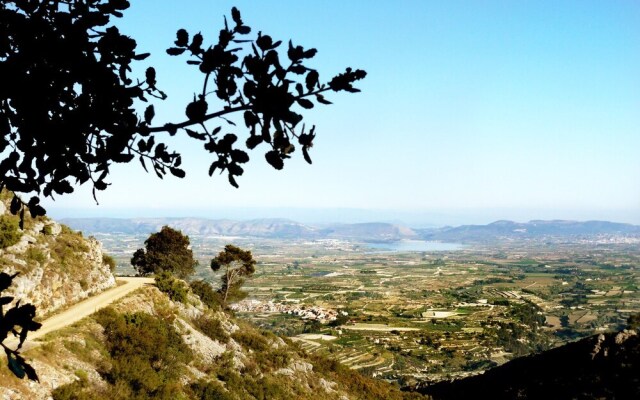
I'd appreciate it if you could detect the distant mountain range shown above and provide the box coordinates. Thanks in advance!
[419,219,640,243]
[60,217,640,244]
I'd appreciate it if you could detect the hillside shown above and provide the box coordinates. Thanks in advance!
[417,328,639,399]
[0,191,116,317]
[0,278,422,400]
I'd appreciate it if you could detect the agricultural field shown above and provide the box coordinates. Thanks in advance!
[101,231,639,384]
[225,241,640,384]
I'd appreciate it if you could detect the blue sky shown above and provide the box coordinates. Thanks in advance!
[43,1,640,225]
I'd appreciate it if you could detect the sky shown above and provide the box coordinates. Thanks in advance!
[42,1,640,225]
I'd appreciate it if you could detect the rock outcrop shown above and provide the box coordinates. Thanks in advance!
[0,191,116,317]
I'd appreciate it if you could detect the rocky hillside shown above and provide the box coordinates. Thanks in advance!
[0,191,116,317]
[0,278,422,400]
[417,328,639,399]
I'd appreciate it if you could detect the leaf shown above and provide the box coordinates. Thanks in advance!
[303,146,313,164]
[10,195,21,215]
[0,296,14,305]
[169,167,185,178]
[144,105,154,124]
[231,7,242,24]
[139,156,148,172]
[7,354,25,379]
[265,151,284,170]
[166,47,186,56]
[228,174,239,188]
[303,48,317,59]
[133,53,150,60]
[175,28,189,47]
[185,129,207,140]
[235,25,251,34]
[305,70,319,91]
[246,135,263,149]
[94,180,108,191]
[316,94,332,105]
[243,111,258,128]
[230,149,249,163]
[145,67,156,86]
[297,98,314,109]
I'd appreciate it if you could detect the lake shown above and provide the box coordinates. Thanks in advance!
[365,240,464,252]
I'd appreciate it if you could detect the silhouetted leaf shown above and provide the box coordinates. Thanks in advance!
[166,47,186,56]
[145,67,156,86]
[265,151,284,170]
[297,98,314,109]
[7,354,25,379]
[144,105,155,124]
[235,25,251,35]
[170,167,185,178]
[185,129,207,140]
[175,28,189,46]
[231,149,249,163]
[133,53,150,60]
[228,174,239,188]
[302,146,312,164]
[315,94,332,105]
[0,297,14,306]
[246,135,263,149]
[10,196,21,215]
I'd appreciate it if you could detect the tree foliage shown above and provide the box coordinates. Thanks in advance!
[211,244,256,307]
[0,272,41,381]
[131,226,196,278]
[0,1,366,220]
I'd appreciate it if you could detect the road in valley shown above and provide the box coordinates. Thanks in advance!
[5,277,154,350]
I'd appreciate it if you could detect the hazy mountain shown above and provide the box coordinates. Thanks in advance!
[61,217,640,244]
[417,220,640,243]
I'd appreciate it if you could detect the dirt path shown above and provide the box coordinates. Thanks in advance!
[6,277,154,349]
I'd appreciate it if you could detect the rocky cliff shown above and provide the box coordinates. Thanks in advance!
[0,192,116,317]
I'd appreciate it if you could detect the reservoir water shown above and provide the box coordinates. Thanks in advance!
[365,240,464,252]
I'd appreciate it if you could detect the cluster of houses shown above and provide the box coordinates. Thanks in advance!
[230,299,341,323]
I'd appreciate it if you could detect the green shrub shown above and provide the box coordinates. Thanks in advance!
[189,379,234,400]
[155,271,189,303]
[231,330,269,352]
[102,254,116,272]
[26,247,47,264]
[257,348,290,371]
[42,224,53,235]
[193,315,229,343]
[0,215,21,249]
[189,280,221,309]
[93,308,192,399]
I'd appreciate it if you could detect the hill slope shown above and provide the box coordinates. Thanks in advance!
[418,328,639,399]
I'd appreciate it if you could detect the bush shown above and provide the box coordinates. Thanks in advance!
[231,330,269,352]
[155,271,189,303]
[193,315,229,343]
[102,254,117,272]
[189,280,221,309]
[93,308,192,399]
[0,215,22,249]
[189,379,234,400]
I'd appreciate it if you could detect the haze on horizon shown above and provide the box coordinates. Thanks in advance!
[41,1,640,225]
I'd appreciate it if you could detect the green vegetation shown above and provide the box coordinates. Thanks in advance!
[132,226,197,278]
[189,280,221,309]
[155,271,189,303]
[211,244,256,307]
[0,214,21,249]
[102,254,116,272]
[193,315,229,343]
[92,307,192,400]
